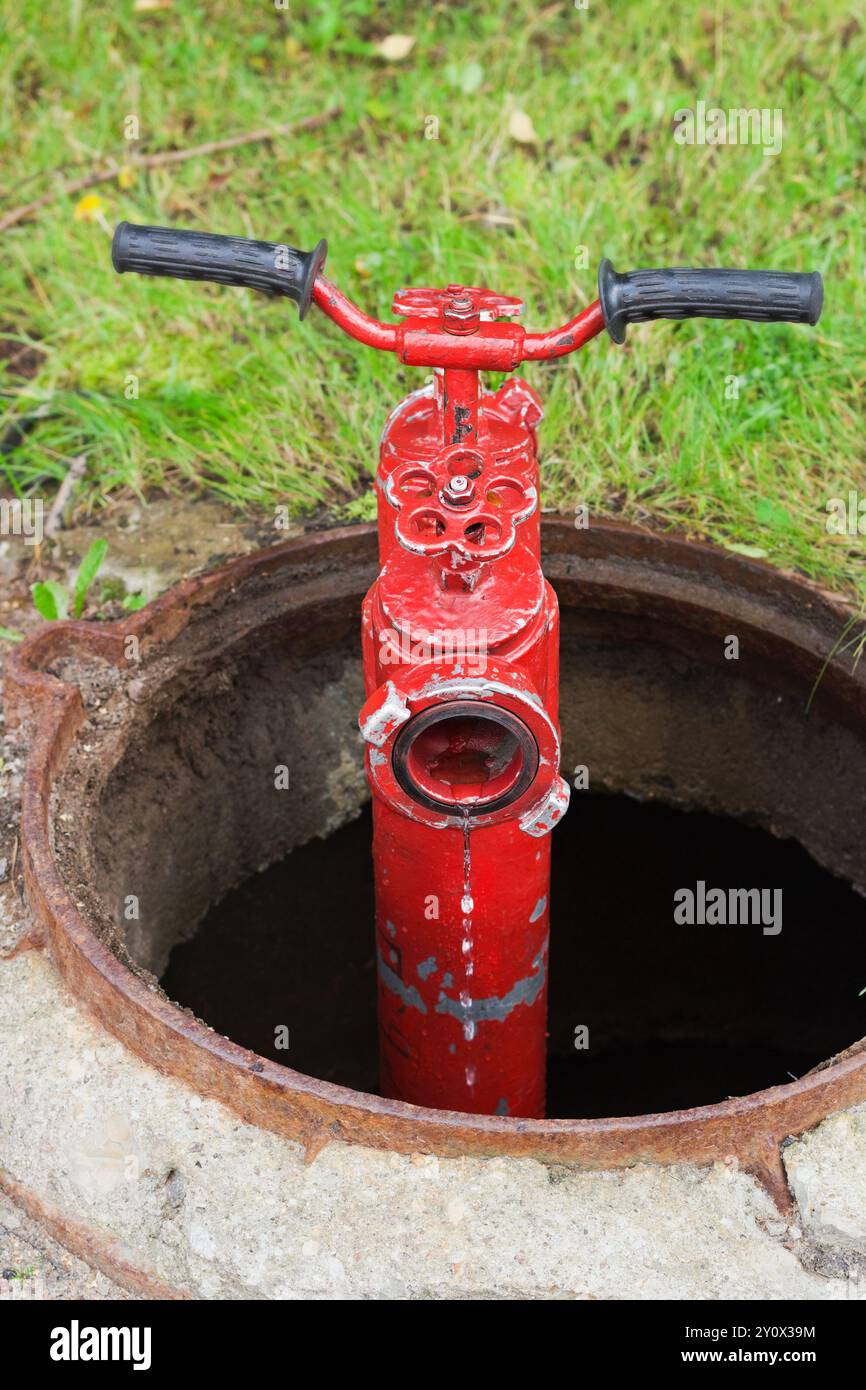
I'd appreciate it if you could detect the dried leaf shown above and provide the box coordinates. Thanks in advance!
[446,61,483,94]
[508,109,538,145]
[133,0,175,11]
[723,543,768,559]
[376,34,415,61]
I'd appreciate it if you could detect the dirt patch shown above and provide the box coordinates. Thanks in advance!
[0,1188,130,1301]
[0,332,45,381]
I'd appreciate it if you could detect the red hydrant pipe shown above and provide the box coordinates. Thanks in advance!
[357,296,571,1117]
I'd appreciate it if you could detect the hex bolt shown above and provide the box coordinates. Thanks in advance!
[440,473,476,506]
[443,291,480,335]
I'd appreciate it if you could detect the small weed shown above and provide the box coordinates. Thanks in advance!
[31,538,107,621]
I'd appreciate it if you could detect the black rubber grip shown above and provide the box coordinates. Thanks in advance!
[598,259,823,344]
[112,222,327,319]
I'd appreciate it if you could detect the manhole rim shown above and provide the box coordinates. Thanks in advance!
[8,518,866,1208]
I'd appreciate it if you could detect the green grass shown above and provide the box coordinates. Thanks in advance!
[1,0,864,597]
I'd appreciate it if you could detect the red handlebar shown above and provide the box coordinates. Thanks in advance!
[521,301,606,360]
[311,273,605,368]
[112,226,823,363]
[312,275,399,352]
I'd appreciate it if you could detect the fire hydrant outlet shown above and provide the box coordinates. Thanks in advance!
[359,658,563,833]
[392,701,539,815]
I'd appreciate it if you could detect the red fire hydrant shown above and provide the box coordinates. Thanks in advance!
[358,287,572,1120]
[113,221,823,1118]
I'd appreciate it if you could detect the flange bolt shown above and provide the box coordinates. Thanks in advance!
[443,289,480,334]
[440,473,476,507]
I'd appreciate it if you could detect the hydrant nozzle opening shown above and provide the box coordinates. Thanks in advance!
[392,700,539,816]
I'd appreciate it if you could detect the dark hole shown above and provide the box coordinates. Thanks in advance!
[161,794,866,1118]
[413,511,445,537]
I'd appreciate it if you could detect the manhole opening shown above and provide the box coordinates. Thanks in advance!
[160,795,866,1118]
